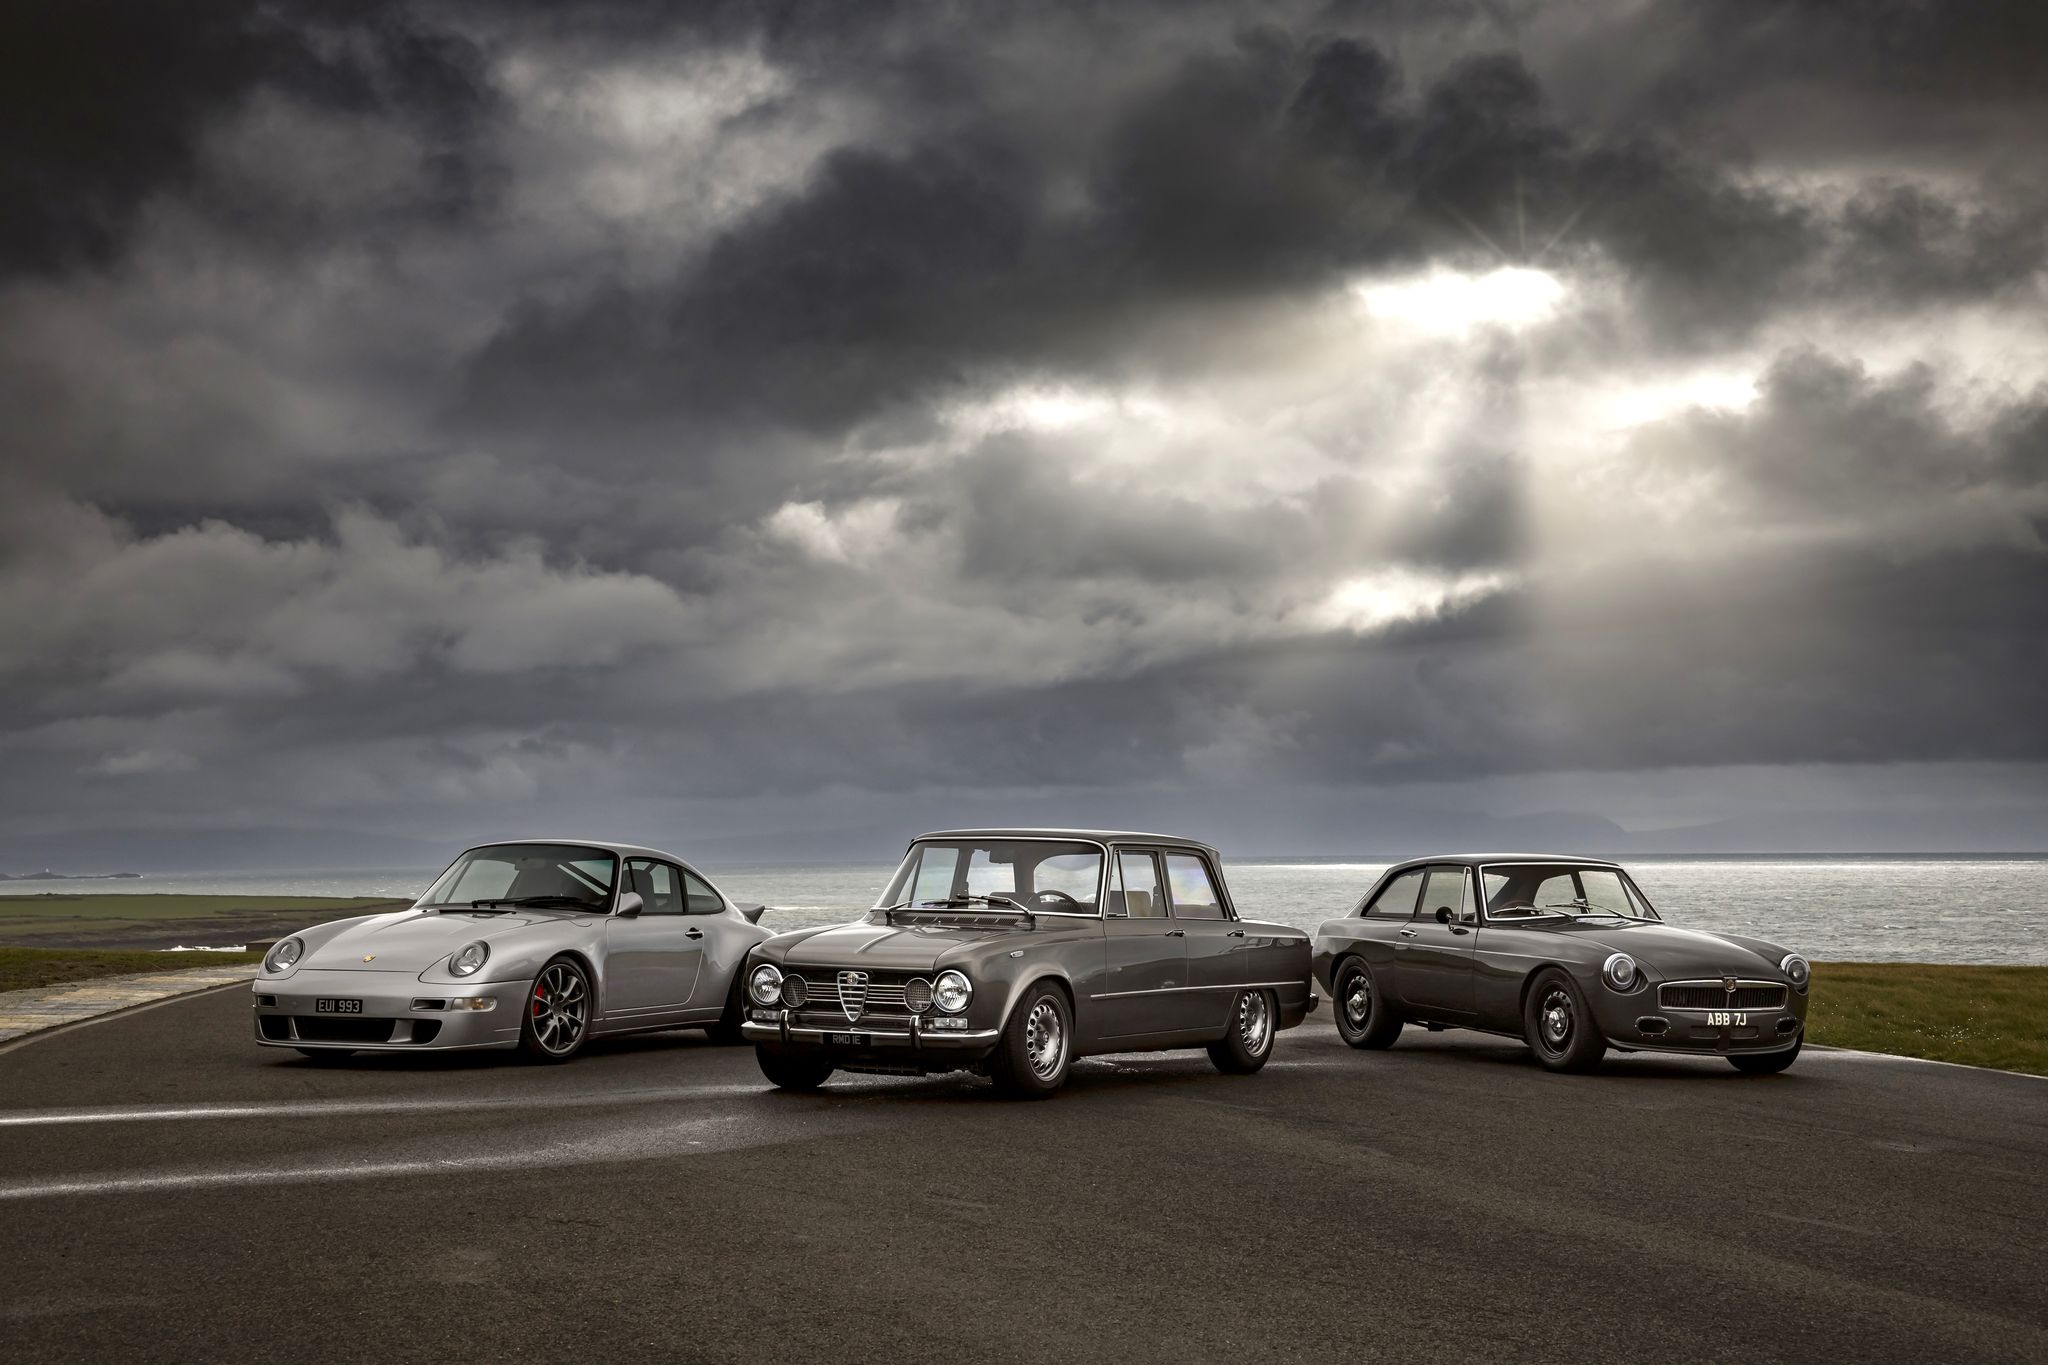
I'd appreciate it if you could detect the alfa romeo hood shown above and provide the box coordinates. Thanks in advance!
[778,919,1021,973]
[301,910,573,971]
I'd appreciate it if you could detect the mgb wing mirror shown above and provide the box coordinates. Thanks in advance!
[1435,906,1453,924]
[616,891,644,917]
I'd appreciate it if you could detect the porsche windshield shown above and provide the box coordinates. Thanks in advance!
[877,840,1103,914]
[1480,864,1660,921]
[417,844,618,910]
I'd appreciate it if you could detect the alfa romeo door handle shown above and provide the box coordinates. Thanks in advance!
[1165,929,1185,937]
[685,928,705,940]
[1226,929,1245,938]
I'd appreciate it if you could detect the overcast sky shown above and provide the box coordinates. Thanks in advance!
[3,1,2045,866]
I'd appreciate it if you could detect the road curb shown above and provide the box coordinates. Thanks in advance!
[0,967,256,1052]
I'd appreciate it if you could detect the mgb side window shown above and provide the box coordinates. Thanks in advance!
[1365,868,1425,918]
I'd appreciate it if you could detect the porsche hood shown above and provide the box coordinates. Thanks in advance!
[298,909,586,971]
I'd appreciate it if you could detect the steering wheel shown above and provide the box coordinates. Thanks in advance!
[1032,889,1081,909]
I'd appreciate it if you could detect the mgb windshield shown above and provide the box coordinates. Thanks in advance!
[1481,864,1659,921]
[877,841,1104,914]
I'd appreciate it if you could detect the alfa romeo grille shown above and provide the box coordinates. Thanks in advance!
[781,973,911,1020]
[1659,981,1787,1011]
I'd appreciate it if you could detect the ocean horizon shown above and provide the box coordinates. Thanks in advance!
[5,853,2043,966]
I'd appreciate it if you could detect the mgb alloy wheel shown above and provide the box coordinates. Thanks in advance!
[519,957,591,1063]
[1522,967,1606,1073]
[1334,959,1403,1049]
[1208,988,1276,1074]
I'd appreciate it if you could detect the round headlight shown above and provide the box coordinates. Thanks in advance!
[933,969,972,1013]
[749,963,783,1006]
[265,937,303,973]
[1602,953,1639,992]
[449,941,489,977]
[1781,954,1810,993]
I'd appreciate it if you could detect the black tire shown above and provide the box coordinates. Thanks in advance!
[755,1046,835,1091]
[1207,988,1277,1074]
[1730,1040,1801,1074]
[1333,958,1403,1050]
[294,1048,354,1062]
[518,955,593,1063]
[987,981,1072,1098]
[704,968,747,1045]
[1523,968,1606,1073]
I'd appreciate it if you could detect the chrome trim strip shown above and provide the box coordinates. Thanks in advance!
[1091,980,1303,1000]
[740,1021,999,1046]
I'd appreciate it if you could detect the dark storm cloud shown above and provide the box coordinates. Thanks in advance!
[2,0,2045,852]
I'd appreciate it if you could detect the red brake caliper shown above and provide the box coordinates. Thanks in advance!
[532,982,547,1018]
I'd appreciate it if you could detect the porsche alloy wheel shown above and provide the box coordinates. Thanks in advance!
[520,957,591,1063]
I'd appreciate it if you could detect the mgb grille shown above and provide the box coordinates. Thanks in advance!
[1659,981,1787,1011]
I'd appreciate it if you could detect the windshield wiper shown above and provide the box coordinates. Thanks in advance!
[468,895,599,912]
[879,894,1036,925]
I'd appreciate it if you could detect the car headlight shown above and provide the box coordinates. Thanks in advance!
[1602,953,1640,992]
[449,941,489,977]
[1781,954,1810,993]
[933,969,972,1013]
[749,963,783,1006]
[265,937,303,974]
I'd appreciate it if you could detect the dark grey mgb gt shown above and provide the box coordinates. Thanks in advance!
[1312,854,1811,1073]
[740,829,1317,1097]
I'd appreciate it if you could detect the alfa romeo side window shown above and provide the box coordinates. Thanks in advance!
[1366,869,1425,918]
[1164,853,1224,920]
[1110,851,1165,918]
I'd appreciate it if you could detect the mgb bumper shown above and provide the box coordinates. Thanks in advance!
[251,968,525,1051]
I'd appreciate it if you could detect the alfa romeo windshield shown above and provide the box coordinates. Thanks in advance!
[1481,864,1660,921]
[417,843,618,911]
[878,840,1104,914]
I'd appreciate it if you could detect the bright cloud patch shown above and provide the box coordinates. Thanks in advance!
[1354,267,1568,336]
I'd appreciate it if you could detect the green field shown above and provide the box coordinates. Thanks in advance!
[0,893,408,952]
[0,946,265,994]
[1805,961,2048,1078]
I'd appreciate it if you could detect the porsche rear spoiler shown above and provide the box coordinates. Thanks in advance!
[739,903,767,924]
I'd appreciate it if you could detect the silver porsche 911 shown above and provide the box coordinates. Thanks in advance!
[251,840,771,1063]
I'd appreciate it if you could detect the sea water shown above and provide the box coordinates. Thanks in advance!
[9,856,2043,965]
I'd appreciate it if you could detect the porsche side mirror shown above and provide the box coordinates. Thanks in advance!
[616,891,644,917]
[1434,906,1452,924]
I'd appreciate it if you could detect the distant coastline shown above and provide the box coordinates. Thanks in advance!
[0,870,144,882]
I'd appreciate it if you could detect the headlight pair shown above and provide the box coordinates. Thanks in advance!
[744,963,971,1013]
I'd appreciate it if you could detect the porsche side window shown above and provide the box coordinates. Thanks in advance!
[1164,853,1224,920]
[1109,851,1165,918]
[625,859,683,915]
[681,868,723,915]
[1367,869,1425,918]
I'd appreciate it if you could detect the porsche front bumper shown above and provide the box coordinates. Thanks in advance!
[252,969,527,1051]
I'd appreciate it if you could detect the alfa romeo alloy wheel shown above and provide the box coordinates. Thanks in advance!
[1025,998,1067,1081]
[990,983,1072,1098]
[1208,988,1277,1075]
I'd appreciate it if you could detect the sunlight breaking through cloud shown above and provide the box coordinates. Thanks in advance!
[1353,267,1568,336]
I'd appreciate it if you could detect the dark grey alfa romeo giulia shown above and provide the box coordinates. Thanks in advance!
[741,828,1317,1097]
[1312,854,1811,1073]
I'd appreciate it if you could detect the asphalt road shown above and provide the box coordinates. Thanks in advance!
[0,989,2043,1364]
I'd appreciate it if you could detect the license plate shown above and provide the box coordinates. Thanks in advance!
[315,998,364,1014]
[1706,1010,1748,1027]
[827,1032,870,1047]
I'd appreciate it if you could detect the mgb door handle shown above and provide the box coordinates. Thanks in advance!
[1397,928,1417,939]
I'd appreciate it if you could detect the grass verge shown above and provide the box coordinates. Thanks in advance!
[1807,961,2048,1078]
[0,946,264,994]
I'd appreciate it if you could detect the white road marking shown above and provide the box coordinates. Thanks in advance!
[0,1114,776,1201]
[0,1082,767,1128]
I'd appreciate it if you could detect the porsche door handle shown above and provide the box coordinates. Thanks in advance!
[1397,929,1418,939]
[685,928,705,940]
